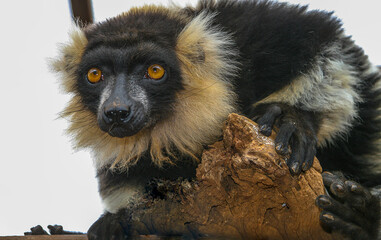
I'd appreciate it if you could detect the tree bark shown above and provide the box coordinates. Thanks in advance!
[127,113,337,239]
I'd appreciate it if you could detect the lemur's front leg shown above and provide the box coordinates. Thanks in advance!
[251,103,319,174]
[87,168,138,240]
[251,103,380,239]
[87,210,130,240]
[316,172,380,240]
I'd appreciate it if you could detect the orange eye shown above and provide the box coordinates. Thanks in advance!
[87,68,103,83]
[147,64,165,80]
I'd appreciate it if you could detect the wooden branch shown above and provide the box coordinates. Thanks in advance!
[1,114,339,239]
[0,235,178,240]
[126,114,338,239]
[0,236,87,240]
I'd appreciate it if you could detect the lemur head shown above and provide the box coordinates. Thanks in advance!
[52,6,237,169]
[77,11,184,139]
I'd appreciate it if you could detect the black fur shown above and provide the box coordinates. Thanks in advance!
[183,0,342,109]
[188,0,381,186]
[97,153,197,201]
[84,10,186,50]
[317,71,381,186]
[63,0,381,239]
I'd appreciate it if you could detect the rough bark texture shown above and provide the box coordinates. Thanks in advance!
[0,236,87,240]
[127,113,337,239]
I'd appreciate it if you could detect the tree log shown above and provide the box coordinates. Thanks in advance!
[0,236,87,240]
[126,113,338,239]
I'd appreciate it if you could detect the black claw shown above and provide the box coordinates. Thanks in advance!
[275,143,289,155]
[349,183,360,193]
[259,124,272,136]
[255,104,282,137]
[321,212,335,222]
[301,162,310,171]
[275,143,283,151]
[317,194,369,228]
[319,211,370,240]
[302,144,316,171]
[322,171,344,188]
[316,195,331,208]
[322,171,334,178]
[345,181,369,198]
[275,121,296,156]
[287,135,305,175]
[290,162,300,175]
[332,183,346,196]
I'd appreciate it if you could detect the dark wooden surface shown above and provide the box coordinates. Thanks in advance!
[0,235,184,240]
[0,236,87,240]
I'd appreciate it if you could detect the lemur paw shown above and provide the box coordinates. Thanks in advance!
[87,211,129,240]
[316,172,380,240]
[252,103,318,175]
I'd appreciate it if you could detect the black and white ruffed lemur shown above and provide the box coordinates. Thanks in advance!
[52,0,381,239]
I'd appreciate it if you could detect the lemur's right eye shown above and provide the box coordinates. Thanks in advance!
[87,68,103,83]
[147,64,165,80]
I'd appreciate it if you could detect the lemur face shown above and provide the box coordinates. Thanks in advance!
[76,42,183,138]
[54,11,237,166]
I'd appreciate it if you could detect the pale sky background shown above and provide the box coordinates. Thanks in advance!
[0,0,380,236]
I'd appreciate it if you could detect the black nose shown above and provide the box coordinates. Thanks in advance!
[104,107,131,124]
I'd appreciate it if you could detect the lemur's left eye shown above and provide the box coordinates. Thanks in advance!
[87,68,103,83]
[147,64,165,80]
